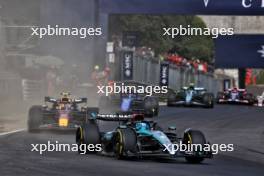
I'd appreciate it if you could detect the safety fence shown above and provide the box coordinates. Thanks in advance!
[0,72,22,101]
[21,79,44,101]
[131,55,223,95]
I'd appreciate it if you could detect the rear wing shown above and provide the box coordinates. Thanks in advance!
[182,87,206,90]
[194,87,206,91]
[44,96,87,104]
[227,88,246,92]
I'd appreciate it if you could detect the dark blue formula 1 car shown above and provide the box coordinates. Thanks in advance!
[28,92,98,132]
[76,113,212,163]
[98,81,159,118]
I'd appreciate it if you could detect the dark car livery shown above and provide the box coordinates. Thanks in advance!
[99,81,159,117]
[76,113,213,163]
[27,92,98,132]
[167,86,214,108]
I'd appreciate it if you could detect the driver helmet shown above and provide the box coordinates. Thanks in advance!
[61,92,71,102]
[189,83,195,90]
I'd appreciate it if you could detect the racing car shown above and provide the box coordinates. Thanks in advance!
[256,91,264,107]
[27,92,98,132]
[167,85,214,108]
[76,113,213,163]
[216,88,255,105]
[98,81,159,117]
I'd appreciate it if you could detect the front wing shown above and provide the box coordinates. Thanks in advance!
[168,100,207,107]
[217,98,250,104]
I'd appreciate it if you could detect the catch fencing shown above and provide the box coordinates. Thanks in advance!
[0,72,22,101]
[21,79,44,101]
[132,56,223,95]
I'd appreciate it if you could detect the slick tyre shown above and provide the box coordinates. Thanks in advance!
[203,94,214,108]
[114,128,137,159]
[183,130,206,164]
[28,105,43,133]
[216,92,224,104]
[76,122,100,154]
[144,97,157,117]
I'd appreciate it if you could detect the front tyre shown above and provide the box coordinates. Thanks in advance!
[28,105,43,133]
[76,122,100,154]
[114,128,137,159]
[183,129,206,164]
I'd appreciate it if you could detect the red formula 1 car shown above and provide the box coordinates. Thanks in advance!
[216,88,255,105]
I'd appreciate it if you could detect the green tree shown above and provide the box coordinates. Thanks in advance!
[257,70,264,84]
[109,15,214,62]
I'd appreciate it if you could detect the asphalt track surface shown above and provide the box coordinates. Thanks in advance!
[0,105,264,176]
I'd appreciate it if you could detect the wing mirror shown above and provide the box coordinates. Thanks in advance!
[90,112,97,119]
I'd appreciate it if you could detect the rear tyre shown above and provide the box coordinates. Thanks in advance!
[76,122,100,154]
[114,128,137,159]
[183,129,206,164]
[28,105,43,133]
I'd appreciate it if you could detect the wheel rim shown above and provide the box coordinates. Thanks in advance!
[115,130,123,157]
[76,129,84,153]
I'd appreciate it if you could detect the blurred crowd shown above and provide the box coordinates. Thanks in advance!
[165,54,213,73]
[135,47,214,74]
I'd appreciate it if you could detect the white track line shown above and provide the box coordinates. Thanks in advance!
[0,129,26,136]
